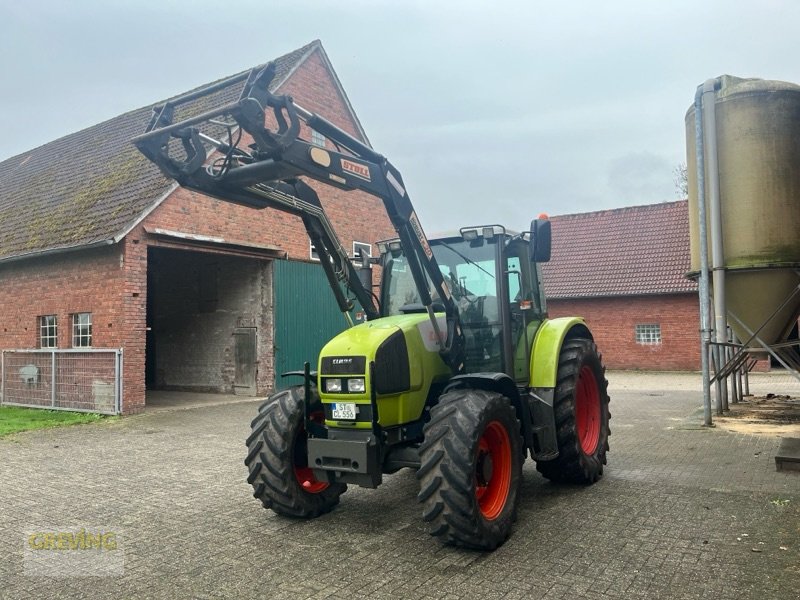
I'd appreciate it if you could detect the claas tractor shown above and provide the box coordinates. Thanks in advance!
[134,62,610,550]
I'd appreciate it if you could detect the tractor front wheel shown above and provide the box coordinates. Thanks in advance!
[417,388,522,550]
[536,338,610,484]
[245,386,346,517]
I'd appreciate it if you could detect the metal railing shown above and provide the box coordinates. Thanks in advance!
[1,349,123,415]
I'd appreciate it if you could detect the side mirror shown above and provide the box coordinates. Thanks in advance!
[529,218,551,263]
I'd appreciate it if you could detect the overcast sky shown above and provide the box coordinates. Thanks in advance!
[2,0,799,230]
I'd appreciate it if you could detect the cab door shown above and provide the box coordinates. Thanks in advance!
[504,239,542,383]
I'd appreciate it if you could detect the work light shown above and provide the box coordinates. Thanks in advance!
[347,378,366,393]
[325,378,342,393]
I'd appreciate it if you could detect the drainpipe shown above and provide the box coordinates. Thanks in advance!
[694,86,713,427]
[702,78,729,414]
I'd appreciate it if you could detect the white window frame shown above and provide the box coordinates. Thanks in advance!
[352,241,372,266]
[310,241,320,262]
[72,312,93,348]
[39,315,58,348]
[635,323,662,345]
[311,129,326,148]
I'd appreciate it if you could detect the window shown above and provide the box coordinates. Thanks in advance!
[72,313,92,348]
[39,315,57,348]
[310,242,338,264]
[506,256,521,302]
[311,129,326,148]
[353,241,372,266]
[635,323,661,345]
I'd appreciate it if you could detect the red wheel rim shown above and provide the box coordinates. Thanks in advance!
[474,420,512,520]
[294,411,328,494]
[575,365,601,454]
[295,465,328,494]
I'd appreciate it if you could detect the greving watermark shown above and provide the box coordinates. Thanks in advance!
[23,526,124,577]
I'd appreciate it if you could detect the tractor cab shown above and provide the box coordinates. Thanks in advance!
[378,220,551,383]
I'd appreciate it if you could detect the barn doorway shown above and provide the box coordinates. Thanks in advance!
[145,246,270,399]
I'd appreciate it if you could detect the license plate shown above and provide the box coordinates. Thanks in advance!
[331,402,357,420]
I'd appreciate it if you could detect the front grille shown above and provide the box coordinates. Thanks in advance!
[320,355,366,375]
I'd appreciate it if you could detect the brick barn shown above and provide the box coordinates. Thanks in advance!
[0,40,395,414]
[543,200,702,371]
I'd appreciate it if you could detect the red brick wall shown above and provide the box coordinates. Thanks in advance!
[0,246,125,351]
[0,245,139,409]
[122,236,147,412]
[547,294,702,370]
[281,50,397,257]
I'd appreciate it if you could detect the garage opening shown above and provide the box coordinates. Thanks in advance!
[145,246,271,399]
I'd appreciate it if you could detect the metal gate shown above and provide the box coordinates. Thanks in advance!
[273,260,360,390]
[1,349,122,415]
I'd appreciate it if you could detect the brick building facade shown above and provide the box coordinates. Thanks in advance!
[547,295,700,370]
[0,41,395,413]
[543,201,702,371]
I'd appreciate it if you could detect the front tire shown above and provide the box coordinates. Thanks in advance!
[417,388,523,550]
[536,338,610,484]
[245,386,346,518]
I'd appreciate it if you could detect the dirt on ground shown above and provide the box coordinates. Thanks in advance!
[715,394,800,436]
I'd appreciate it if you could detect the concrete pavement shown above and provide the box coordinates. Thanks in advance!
[1,372,798,599]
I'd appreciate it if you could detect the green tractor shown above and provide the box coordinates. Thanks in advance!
[134,62,610,550]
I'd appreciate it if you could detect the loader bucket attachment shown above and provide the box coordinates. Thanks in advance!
[132,62,300,182]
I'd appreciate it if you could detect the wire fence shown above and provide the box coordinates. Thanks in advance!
[1,349,122,415]
[741,369,800,398]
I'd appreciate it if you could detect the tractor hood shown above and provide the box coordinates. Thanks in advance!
[317,313,451,428]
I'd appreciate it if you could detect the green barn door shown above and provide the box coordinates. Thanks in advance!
[273,260,357,390]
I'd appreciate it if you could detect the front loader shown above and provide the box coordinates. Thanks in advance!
[134,62,610,550]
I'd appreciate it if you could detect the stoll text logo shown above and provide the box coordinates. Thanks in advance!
[24,526,124,577]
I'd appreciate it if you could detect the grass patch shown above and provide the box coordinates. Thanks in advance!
[0,406,111,437]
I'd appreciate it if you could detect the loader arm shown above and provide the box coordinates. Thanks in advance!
[132,62,464,372]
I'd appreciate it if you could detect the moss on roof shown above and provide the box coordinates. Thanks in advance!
[0,41,318,262]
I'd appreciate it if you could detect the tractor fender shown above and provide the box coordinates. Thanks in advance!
[445,372,520,403]
[529,317,593,388]
[444,373,535,455]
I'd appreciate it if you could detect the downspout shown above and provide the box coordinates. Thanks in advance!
[694,86,713,427]
[702,78,729,413]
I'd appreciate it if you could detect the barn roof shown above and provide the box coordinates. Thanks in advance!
[542,200,696,299]
[0,40,349,264]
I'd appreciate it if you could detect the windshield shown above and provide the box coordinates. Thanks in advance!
[381,235,535,376]
[381,237,502,322]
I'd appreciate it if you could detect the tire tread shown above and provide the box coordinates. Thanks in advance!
[417,388,522,550]
[536,339,611,484]
[244,386,346,518]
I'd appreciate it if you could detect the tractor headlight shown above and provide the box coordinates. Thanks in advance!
[325,378,342,393]
[347,378,366,393]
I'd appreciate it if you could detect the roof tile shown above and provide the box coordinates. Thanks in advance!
[542,200,697,298]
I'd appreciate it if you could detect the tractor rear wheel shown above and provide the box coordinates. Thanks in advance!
[245,386,346,517]
[417,388,522,550]
[536,338,610,484]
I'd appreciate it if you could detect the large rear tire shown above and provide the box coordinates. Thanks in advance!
[536,338,610,484]
[245,386,346,517]
[417,388,523,550]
